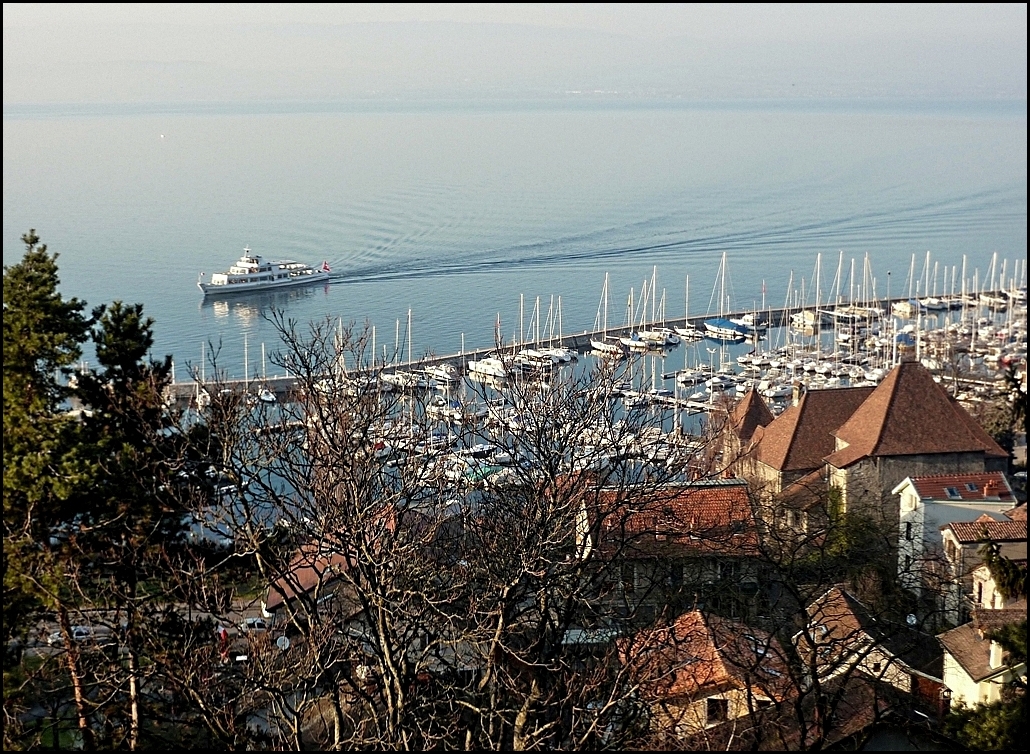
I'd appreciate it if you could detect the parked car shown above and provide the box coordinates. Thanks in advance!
[47,625,110,647]
[239,617,268,633]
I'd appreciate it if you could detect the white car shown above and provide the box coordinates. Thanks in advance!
[239,617,268,633]
[47,625,103,647]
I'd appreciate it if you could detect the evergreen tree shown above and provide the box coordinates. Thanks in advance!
[3,231,95,748]
[3,230,91,645]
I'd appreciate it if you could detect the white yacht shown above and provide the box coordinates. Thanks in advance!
[198,247,330,295]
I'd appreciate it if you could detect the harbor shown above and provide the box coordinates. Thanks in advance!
[163,285,1027,418]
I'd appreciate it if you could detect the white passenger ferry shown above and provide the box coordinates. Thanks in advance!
[197,247,330,295]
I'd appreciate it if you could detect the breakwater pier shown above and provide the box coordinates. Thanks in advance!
[163,290,1023,409]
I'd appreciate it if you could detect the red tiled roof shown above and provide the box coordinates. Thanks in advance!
[594,480,758,557]
[939,600,1027,683]
[777,468,828,510]
[907,471,1015,503]
[938,623,999,683]
[265,543,353,612]
[620,610,791,701]
[973,600,1028,633]
[729,388,775,445]
[801,586,943,679]
[755,387,873,472]
[943,518,1027,544]
[1005,503,1027,521]
[826,362,1006,469]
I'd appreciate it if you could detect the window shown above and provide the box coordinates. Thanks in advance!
[965,482,979,492]
[871,662,882,674]
[665,562,683,590]
[905,522,913,541]
[944,487,961,499]
[706,697,729,723]
[718,561,738,581]
[621,562,636,595]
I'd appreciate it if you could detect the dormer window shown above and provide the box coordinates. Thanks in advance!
[944,487,961,499]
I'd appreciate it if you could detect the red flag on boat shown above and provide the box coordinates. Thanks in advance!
[322,260,330,273]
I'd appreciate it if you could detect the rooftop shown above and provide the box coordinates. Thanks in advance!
[903,471,1015,504]
[754,386,873,472]
[942,516,1027,544]
[826,362,1007,469]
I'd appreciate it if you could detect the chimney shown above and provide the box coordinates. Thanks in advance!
[989,640,1004,670]
[792,382,805,406]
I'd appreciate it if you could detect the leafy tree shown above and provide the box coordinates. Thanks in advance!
[3,230,91,639]
[979,539,1028,601]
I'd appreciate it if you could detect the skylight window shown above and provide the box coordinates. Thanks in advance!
[965,483,979,492]
[944,487,962,499]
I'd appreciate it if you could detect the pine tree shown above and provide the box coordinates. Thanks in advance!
[3,230,91,645]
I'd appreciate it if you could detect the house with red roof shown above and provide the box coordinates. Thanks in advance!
[744,386,874,498]
[735,361,1007,539]
[938,600,1027,708]
[576,478,762,623]
[795,586,943,699]
[824,361,1008,519]
[939,510,1027,623]
[619,609,790,736]
[893,471,1016,597]
[718,387,774,476]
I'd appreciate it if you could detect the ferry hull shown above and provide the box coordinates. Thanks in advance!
[198,270,330,297]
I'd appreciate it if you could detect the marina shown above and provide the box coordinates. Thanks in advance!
[163,285,1026,421]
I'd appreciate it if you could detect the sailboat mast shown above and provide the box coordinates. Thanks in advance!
[651,266,658,329]
[720,252,727,317]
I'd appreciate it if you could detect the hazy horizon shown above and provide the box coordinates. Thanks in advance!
[4,4,1026,105]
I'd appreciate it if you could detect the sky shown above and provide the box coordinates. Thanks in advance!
[3,3,1027,104]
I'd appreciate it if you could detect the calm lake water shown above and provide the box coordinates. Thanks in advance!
[3,100,1026,378]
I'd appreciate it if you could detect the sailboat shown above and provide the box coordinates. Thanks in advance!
[591,273,626,356]
[892,253,921,318]
[674,275,704,340]
[539,295,577,362]
[620,285,656,351]
[633,267,680,346]
[703,253,748,341]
